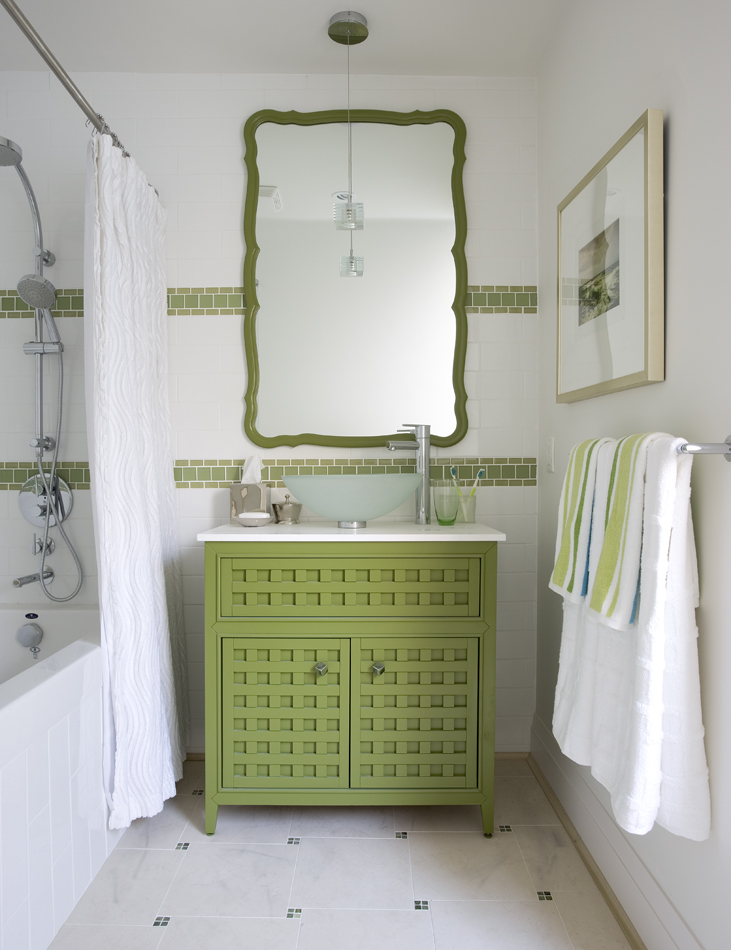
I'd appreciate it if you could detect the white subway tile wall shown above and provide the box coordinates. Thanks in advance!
[0,71,537,752]
[0,641,122,947]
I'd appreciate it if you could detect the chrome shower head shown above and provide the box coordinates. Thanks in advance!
[17,275,56,310]
[0,135,23,167]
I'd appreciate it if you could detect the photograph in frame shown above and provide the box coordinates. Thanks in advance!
[556,109,664,403]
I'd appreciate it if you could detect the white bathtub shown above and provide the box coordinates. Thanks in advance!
[0,606,121,950]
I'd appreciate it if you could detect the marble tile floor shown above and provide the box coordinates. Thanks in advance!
[50,758,633,950]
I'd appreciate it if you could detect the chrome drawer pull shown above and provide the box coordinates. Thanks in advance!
[372,661,385,676]
[314,662,328,676]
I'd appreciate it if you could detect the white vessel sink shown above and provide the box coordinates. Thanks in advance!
[283,474,422,528]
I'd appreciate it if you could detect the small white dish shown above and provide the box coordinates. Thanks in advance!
[236,510,272,527]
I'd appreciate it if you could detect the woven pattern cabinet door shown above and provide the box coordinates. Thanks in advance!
[222,639,350,788]
[218,557,481,619]
[352,638,479,788]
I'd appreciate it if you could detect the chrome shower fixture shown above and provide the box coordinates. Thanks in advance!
[13,571,53,589]
[17,274,57,309]
[0,134,22,165]
[1,133,82,602]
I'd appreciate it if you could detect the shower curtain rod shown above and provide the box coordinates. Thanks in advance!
[0,0,127,153]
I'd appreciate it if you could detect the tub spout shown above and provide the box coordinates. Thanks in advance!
[13,570,53,588]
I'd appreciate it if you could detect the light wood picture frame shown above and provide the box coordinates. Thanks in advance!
[556,109,664,403]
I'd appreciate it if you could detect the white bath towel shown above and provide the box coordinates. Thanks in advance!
[552,439,616,760]
[551,435,711,840]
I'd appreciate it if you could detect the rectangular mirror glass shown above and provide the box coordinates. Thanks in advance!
[243,109,468,448]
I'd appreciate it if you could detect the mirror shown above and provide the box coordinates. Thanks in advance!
[243,109,468,448]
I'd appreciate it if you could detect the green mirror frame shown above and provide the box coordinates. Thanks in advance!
[242,108,469,449]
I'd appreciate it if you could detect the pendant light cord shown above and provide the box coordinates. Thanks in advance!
[347,31,352,200]
[347,30,353,259]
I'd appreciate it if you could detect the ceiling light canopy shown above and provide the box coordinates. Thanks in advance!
[328,11,369,45]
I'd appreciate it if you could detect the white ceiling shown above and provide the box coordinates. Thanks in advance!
[0,0,569,75]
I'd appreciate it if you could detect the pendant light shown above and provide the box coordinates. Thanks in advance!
[329,11,368,276]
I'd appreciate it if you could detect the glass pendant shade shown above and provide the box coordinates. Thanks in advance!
[333,201,364,230]
[340,253,364,277]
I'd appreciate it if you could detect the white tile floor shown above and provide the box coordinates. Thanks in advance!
[50,758,633,950]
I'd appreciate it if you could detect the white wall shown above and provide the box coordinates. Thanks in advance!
[0,70,539,754]
[535,3,731,949]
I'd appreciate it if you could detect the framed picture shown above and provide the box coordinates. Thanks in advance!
[557,109,664,402]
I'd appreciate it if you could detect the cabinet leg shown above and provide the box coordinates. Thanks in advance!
[205,797,218,836]
[481,801,494,838]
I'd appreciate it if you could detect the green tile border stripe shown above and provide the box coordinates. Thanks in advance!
[465,285,537,314]
[173,457,537,489]
[0,289,85,319]
[2,285,536,319]
[167,287,246,316]
[0,461,90,490]
[0,288,248,319]
[1,456,537,491]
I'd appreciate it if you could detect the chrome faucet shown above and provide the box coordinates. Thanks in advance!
[13,570,53,588]
[386,424,431,524]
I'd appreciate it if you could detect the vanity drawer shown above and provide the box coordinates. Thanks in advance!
[218,556,481,619]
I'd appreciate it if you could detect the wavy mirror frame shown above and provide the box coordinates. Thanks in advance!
[242,108,469,449]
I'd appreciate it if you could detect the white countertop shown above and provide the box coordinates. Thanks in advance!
[197,522,506,542]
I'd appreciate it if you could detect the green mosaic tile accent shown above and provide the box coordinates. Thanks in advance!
[464,285,537,314]
[3,285,531,320]
[166,287,246,316]
[1,287,249,320]
[0,289,85,319]
[172,458,537,490]
[0,461,91,490]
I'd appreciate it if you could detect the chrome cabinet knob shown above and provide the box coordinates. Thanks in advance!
[372,661,385,676]
[314,662,328,676]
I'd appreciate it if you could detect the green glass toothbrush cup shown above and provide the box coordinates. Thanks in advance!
[433,480,460,526]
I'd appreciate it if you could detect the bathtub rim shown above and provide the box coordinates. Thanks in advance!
[0,632,101,715]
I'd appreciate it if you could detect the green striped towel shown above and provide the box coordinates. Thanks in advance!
[550,438,615,603]
[588,433,662,629]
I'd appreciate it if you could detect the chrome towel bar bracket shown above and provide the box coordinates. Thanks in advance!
[678,435,731,461]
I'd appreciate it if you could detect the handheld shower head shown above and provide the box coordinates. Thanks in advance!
[0,135,23,166]
[41,308,61,344]
[17,274,56,310]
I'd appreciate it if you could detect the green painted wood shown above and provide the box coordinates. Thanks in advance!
[204,539,498,834]
[221,638,350,789]
[351,636,479,789]
[477,542,497,836]
[218,555,478,619]
[241,108,469,449]
[205,542,222,834]
[209,788,487,807]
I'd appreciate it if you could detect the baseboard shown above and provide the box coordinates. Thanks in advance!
[186,752,205,761]
[526,753,647,950]
[531,716,703,950]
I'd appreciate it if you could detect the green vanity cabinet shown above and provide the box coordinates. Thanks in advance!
[203,536,499,836]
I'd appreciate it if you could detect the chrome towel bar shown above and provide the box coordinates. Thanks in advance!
[678,435,731,461]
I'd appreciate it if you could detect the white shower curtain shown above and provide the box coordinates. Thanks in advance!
[84,133,188,829]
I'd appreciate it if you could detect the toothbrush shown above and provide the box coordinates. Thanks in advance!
[469,469,485,496]
[450,466,463,496]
